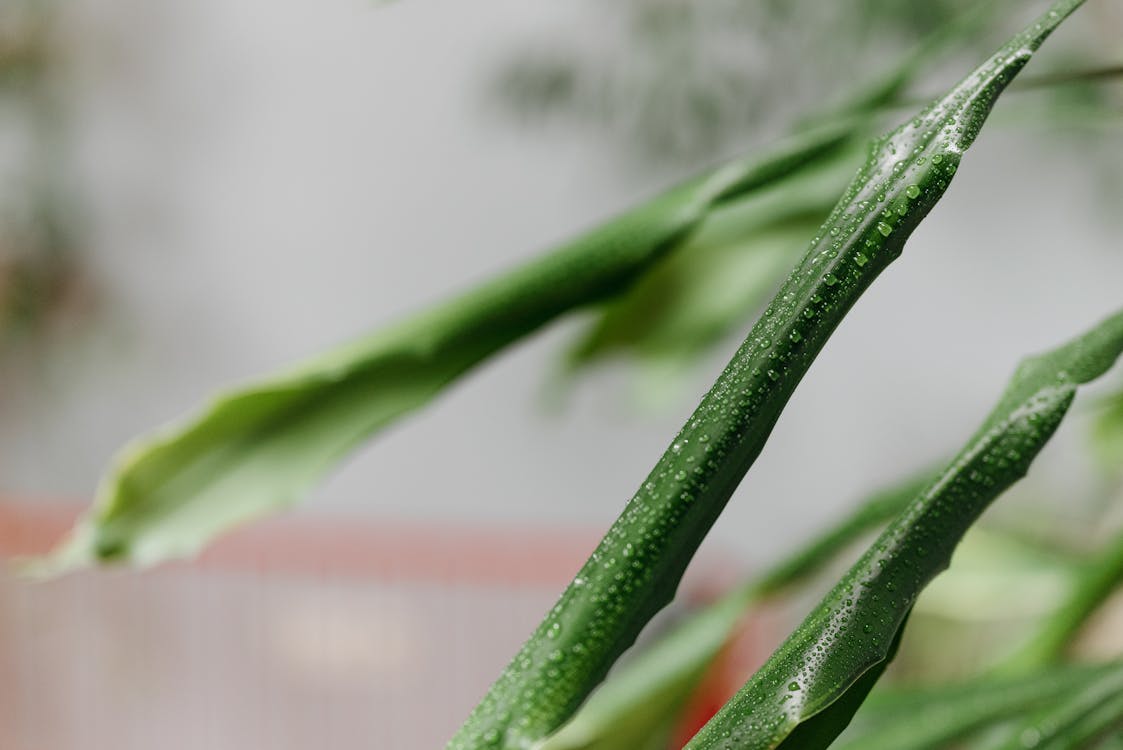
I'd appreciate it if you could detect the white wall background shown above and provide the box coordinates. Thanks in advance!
[1,0,1121,568]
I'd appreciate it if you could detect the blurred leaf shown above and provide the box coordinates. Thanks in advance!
[995,525,1123,673]
[1092,389,1123,472]
[37,121,849,572]
[837,663,1114,750]
[492,0,993,162]
[538,473,929,750]
[686,298,1123,749]
[981,662,1123,750]
[567,153,855,374]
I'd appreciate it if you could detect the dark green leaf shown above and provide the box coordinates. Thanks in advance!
[538,474,928,750]
[684,298,1123,750]
[450,3,1088,747]
[565,5,997,382]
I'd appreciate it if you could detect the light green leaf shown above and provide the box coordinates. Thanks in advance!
[838,664,1116,750]
[995,525,1123,673]
[982,662,1123,750]
[39,121,848,572]
[1091,389,1123,472]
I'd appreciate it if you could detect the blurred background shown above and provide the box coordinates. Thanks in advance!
[0,0,1120,748]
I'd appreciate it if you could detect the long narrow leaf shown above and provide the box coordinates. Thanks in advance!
[449,4,1086,748]
[684,298,1123,750]
[40,123,848,571]
[538,474,929,750]
[565,4,1001,379]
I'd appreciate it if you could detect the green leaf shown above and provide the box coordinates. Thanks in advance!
[537,474,928,750]
[566,153,853,373]
[982,662,1123,750]
[564,4,998,383]
[684,299,1123,750]
[38,120,849,572]
[995,525,1123,673]
[1091,389,1123,472]
[838,664,1117,750]
[450,3,1087,748]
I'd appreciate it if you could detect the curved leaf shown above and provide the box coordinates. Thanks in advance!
[684,300,1123,750]
[449,4,1087,747]
[39,121,849,571]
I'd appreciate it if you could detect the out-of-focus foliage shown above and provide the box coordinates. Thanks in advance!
[0,0,86,357]
[1092,388,1123,472]
[494,0,984,162]
[492,0,1119,166]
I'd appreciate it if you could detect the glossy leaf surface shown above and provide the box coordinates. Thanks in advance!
[450,3,1087,747]
[538,474,928,750]
[686,300,1123,750]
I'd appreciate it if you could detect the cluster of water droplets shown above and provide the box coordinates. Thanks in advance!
[683,354,1083,750]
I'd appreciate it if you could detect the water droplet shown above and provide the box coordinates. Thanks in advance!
[788,681,800,692]
[876,221,892,237]
[905,184,920,199]
[789,330,802,343]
